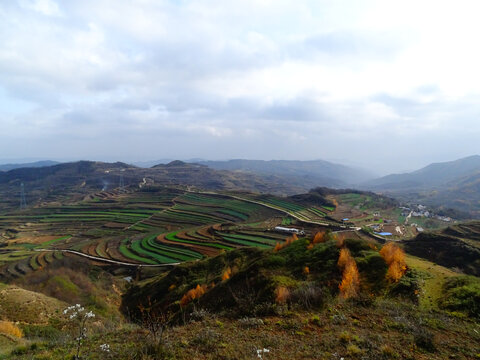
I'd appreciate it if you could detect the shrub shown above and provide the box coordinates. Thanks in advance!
[191,327,221,352]
[339,331,351,343]
[21,323,61,340]
[347,343,363,355]
[438,276,480,318]
[388,268,423,303]
[413,327,436,352]
[238,317,264,328]
[261,255,287,268]
[380,344,399,358]
[289,283,325,310]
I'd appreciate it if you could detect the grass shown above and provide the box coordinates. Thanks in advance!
[143,234,202,261]
[405,255,457,310]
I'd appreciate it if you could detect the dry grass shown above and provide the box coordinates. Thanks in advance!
[8,235,58,245]
[0,285,66,324]
[0,321,23,338]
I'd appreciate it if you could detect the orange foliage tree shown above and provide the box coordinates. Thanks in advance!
[337,248,360,299]
[179,284,208,308]
[273,234,299,253]
[303,266,310,275]
[275,286,290,305]
[379,242,407,282]
[336,234,344,248]
[222,267,232,281]
[312,231,326,244]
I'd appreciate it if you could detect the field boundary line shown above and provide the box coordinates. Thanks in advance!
[34,248,180,267]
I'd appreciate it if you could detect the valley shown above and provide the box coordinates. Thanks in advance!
[0,162,478,359]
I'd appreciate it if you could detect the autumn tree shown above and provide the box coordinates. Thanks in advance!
[337,248,360,299]
[380,242,407,282]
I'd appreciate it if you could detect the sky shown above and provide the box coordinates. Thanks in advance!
[1,0,480,174]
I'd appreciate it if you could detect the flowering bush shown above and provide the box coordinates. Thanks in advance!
[63,304,95,359]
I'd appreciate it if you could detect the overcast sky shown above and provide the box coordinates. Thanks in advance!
[1,0,480,174]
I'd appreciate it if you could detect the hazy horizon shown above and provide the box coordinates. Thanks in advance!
[3,154,480,178]
[2,1,480,174]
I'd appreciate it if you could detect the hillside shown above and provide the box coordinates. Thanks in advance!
[0,183,479,359]
[364,155,480,190]
[0,160,310,212]
[197,159,375,189]
[117,237,480,360]
[402,221,480,276]
[362,155,480,217]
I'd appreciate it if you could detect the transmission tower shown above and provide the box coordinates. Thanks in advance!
[20,183,27,210]
[119,174,125,192]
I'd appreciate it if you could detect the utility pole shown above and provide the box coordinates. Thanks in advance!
[20,183,27,210]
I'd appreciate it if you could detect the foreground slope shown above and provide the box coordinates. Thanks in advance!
[0,222,479,359]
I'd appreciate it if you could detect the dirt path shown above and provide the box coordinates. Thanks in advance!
[33,248,180,267]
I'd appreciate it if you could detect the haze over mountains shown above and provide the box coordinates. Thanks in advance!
[195,159,376,189]
[363,155,480,190]
[0,160,59,172]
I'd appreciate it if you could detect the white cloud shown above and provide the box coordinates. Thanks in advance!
[1,0,480,172]
[19,0,61,16]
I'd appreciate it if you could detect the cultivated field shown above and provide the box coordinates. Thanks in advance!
[0,187,335,279]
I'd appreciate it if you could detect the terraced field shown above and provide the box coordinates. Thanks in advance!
[244,194,333,222]
[0,187,317,274]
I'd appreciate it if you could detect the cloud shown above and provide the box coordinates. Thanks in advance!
[19,0,61,16]
[1,0,480,173]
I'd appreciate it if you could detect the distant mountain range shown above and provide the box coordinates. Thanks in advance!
[0,160,59,172]
[194,159,376,189]
[4,155,480,217]
[362,155,480,216]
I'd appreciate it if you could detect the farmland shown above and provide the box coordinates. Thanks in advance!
[0,186,329,279]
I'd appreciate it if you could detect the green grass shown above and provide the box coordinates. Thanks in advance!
[131,238,177,263]
[142,234,202,261]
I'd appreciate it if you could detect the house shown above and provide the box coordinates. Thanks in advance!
[274,226,305,236]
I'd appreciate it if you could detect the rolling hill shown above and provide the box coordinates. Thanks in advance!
[362,155,480,217]
[363,155,480,191]
[0,160,314,212]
